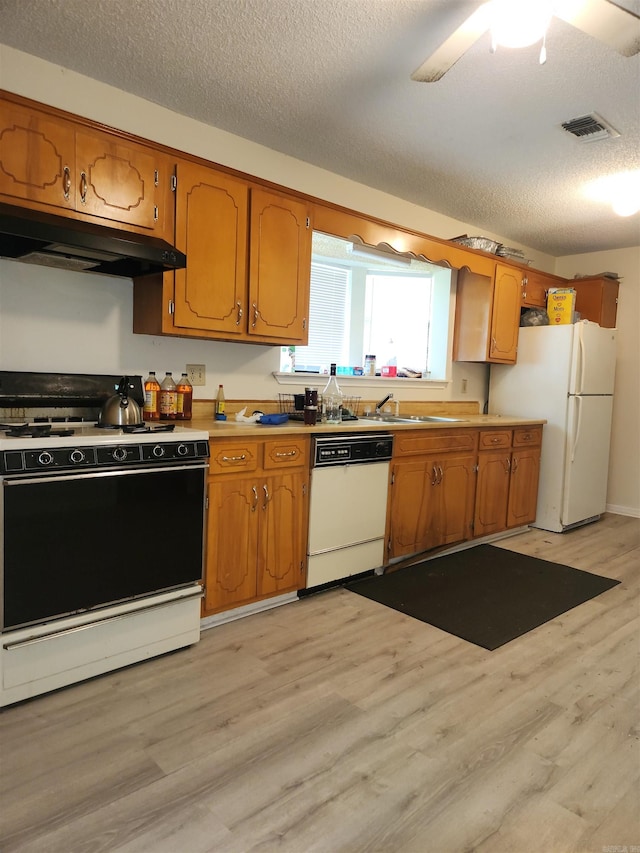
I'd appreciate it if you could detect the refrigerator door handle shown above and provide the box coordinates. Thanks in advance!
[570,395,582,463]
[576,323,585,394]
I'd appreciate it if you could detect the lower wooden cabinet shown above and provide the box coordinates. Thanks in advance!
[203,436,309,615]
[474,427,542,536]
[387,430,478,561]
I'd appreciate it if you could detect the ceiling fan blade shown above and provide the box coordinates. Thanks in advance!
[411,2,493,82]
[555,0,640,56]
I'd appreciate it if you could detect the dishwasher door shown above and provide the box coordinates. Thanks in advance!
[306,460,390,588]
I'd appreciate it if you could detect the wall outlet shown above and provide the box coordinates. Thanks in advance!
[186,364,206,386]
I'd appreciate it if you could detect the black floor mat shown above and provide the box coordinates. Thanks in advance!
[346,544,620,650]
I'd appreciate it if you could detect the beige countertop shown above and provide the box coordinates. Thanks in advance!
[186,414,546,439]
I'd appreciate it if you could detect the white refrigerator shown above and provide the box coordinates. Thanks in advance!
[489,321,617,533]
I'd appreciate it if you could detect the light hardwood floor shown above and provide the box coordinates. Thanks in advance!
[1,513,638,853]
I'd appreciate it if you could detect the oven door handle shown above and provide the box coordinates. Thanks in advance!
[2,462,209,486]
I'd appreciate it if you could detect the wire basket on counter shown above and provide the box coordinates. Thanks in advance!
[278,393,361,421]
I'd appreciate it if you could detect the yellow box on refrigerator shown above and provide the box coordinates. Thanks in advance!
[547,288,576,325]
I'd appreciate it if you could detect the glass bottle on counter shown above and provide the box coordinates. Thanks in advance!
[176,372,193,420]
[215,384,226,420]
[143,370,160,420]
[159,371,177,420]
[322,364,343,424]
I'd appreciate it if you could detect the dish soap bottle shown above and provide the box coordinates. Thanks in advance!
[176,372,193,420]
[143,370,160,421]
[215,384,226,420]
[322,364,343,424]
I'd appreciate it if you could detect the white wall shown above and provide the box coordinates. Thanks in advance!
[1,45,638,516]
[554,248,640,518]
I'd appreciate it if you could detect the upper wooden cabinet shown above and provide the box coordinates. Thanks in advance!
[453,263,522,363]
[133,160,311,345]
[521,268,568,309]
[0,95,174,241]
[570,275,619,328]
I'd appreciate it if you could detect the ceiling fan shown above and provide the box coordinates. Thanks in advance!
[411,0,640,82]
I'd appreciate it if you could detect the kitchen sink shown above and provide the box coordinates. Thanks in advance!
[359,413,470,424]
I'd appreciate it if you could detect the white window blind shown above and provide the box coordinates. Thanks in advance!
[295,262,350,370]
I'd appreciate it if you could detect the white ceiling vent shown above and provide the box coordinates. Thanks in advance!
[561,112,621,143]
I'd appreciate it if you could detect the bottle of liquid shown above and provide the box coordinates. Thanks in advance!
[159,372,177,420]
[215,384,226,420]
[365,354,376,377]
[176,372,193,420]
[322,364,343,424]
[143,371,160,421]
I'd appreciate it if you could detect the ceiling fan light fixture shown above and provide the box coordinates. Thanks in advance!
[489,0,555,49]
[585,171,640,218]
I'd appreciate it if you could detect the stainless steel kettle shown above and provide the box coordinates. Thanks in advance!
[98,376,144,428]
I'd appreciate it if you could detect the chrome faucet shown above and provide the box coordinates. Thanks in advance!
[375,393,393,414]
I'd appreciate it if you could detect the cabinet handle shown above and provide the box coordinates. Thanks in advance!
[275,450,297,458]
[512,457,519,473]
[252,302,260,328]
[252,485,258,512]
[491,336,497,353]
[437,465,444,484]
[263,484,270,510]
[236,301,243,326]
[221,454,246,463]
[503,457,511,474]
[79,171,87,204]
[63,166,71,200]
[431,464,438,486]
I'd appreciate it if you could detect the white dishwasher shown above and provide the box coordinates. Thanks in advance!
[306,433,394,589]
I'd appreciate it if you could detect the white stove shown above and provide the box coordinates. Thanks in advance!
[0,370,210,707]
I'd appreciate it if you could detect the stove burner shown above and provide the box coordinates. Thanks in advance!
[122,423,176,434]
[4,424,76,438]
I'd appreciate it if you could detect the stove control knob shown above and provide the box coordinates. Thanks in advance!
[112,447,128,463]
[152,445,165,458]
[38,451,54,466]
[69,449,86,464]
[177,443,189,456]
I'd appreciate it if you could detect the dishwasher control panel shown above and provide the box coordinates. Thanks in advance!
[313,433,393,467]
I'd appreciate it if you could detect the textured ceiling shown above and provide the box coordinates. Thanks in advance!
[1,0,639,257]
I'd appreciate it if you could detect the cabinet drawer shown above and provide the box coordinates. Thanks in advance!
[263,437,309,470]
[393,429,478,457]
[513,426,542,447]
[479,430,512,450]
[209,441,259,474]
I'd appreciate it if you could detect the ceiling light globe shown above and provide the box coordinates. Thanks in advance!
[490,0,554,48]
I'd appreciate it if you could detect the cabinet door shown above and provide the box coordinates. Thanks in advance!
[572,278,619,328]
[491,264,522,362]
[522,269,551,308]
[75,128,166,232]
[204,477,259,612]
[474,451,510,536]
[172,161,249,335]
[0,100,75,209]
[248,187,311,343]
[436,453,477,545]
[507,447,541,528]
[258,472,307,596]
[388,459,439,558]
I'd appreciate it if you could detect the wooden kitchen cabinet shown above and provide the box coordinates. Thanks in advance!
[453,263,522,363]
[133,160,312,345]
[521,268,568,309]
[0,93,174,240]
[203,436,309,616]
[387,429,477,561]
[570,276,619,328]
[474,427,542,536]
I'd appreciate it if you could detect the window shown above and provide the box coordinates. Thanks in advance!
[280,232,452,380]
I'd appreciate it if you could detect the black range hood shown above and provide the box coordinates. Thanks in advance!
[0,202,186,278]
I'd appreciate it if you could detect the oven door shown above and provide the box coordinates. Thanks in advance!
[1,463,207,630]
